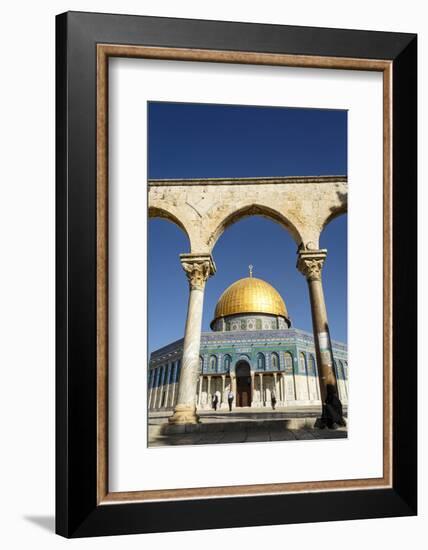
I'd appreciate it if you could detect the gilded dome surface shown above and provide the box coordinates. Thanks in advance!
[213,277,288,320]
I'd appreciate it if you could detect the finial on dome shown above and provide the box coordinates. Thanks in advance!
[248,264,253,278]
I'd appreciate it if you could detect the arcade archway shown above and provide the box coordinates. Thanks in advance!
[235,361,251,407]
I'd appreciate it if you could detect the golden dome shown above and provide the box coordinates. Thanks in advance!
[212,276,289,323]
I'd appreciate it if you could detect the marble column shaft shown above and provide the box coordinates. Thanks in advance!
[297,248,339,403]
[231,375,237,404]
[221,375,226,405]
[197,376,203,406]
[170,362,177,407]
[164,364,171,408]
[169,253,216,424]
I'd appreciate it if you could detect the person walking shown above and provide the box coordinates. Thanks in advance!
[271,390,277,410]
[323,384,346,429]
[215,389,221,409]
[227,390,234,412]
[212,393,218,411]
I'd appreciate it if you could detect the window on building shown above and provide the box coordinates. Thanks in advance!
[284,352,293,373]
[308,354,316,376]
[299,352,307,374]
[257,352,265,370]
[256,319,262,330]
[223,354,231,372]
[271,352,280,370]
[209,355,217,371]
[225,321,231,331]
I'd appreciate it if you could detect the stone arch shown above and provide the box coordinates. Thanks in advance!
[233,354,251,372]
[208,204,304,250]
[320,200,348,236]
[148,206,192,248]
[235,359,252,407]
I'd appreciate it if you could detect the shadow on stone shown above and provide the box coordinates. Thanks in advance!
[162,417,318,435]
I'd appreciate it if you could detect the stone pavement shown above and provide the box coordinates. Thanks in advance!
[148,408,347,447]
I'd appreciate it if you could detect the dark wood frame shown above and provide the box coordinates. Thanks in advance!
[56,11,417,538]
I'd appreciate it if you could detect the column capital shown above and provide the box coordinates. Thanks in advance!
[180,253,216,290]
[296,249,327,282]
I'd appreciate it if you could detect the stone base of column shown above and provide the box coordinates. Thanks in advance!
[314,404,347,430]
[168,404,200,425]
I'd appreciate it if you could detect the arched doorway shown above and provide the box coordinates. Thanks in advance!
[235,361,251,407]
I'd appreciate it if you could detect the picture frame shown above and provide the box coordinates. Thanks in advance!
[56,11,417,538]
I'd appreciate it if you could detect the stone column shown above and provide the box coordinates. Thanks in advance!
[157,367,165,409]
[207,376,211,408]
[170,361,177,407]
[164,363,171,408]
[153,369,160,409]
[259,373,264,406]
[197,376,203,407]
[280,374,285,404]
[231,375,237,408]
[297,248,343,424]
[273,372,278,406]
[169,254,216,424]
[148,371,154,410]
[221,375,226,407]
[250,372,255,406]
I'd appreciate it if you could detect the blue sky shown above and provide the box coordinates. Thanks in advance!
[148,102,347,354]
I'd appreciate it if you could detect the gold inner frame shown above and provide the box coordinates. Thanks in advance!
[96,44,393,504]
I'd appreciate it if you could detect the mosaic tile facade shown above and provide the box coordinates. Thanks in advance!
[148,325,348,411]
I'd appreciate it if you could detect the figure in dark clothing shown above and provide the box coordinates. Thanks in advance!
[323,384,346,429]
[212,394,218,411]
[271,391,277,410]
[227,390,234,412]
